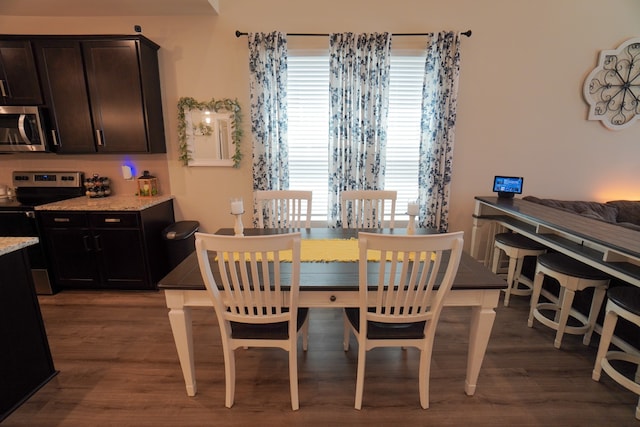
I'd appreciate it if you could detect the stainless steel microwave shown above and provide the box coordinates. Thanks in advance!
[0,106,48,152]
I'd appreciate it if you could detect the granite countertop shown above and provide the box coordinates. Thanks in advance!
[35,194,175,211]
[0,237,38,256]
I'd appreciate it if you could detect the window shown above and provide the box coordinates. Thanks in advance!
[288,52,426,221]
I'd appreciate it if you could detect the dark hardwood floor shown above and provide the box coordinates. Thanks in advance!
[4,289,638,426]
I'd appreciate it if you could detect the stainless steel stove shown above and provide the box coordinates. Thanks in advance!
[0,171,84,294]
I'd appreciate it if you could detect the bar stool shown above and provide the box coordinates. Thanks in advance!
[592,286,640,420]
[527,253,609,349]
[491,232,547,306]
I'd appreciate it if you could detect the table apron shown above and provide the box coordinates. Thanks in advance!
[164,288,500,309]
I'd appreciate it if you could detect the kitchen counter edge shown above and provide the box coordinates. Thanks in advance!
[0,237,38,256]
[34,195,175,212]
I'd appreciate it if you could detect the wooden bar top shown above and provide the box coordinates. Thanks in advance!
[475,196,640,258]
[473,196,640,286]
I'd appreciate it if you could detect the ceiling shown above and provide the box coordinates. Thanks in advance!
[0,0,218,16]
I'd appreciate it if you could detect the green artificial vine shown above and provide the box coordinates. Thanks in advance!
[177,97,243,167]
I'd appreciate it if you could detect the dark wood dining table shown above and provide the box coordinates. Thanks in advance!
[158,227,506,398]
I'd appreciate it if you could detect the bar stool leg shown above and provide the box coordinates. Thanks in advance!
[504,256,519,307]
[527,269,545,327]
[512,257,526,291]
[554,288,576,349]
[554,286,566,324]
[492,246,516,307]
[592,309,617,381]
[583,286,607,346]
[491,246,501,276]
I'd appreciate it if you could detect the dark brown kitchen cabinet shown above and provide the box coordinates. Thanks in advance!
[37,200,174,290]
[31,40,95,153]
[0,39,42,105]
[0,246,56,422]
[33,35,166,154]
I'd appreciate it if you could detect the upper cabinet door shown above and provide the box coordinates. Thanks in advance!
[33,39,97,153]
[0,40,43,105]
[82,39,166,154]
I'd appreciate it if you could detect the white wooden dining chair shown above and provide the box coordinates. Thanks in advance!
[340,190,397,228]
[194,232,309,410]
[343,231,464,410]
[255,190,313,229]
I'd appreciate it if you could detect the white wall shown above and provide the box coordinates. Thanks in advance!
[1,0,639,249]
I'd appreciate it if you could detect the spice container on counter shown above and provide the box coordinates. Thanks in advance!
[84,174,112,198]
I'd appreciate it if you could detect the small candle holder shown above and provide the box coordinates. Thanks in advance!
[406,200,419,235]
[233,213,244,236]
[230,197,245,237]
[407,214,416,235]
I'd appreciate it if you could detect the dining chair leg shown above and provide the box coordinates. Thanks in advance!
[418,344,433,409]
[354,341,367,410]
[343,311,351,351]
[222,343,235,408]
[289,341,300,410]
[302,316,309,351]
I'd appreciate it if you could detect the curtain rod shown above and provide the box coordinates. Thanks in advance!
[235,30,472,38]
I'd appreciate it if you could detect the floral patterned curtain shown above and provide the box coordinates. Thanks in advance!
[248,32,289,190]
[418,31,461,232]
[327,32,392,227]
[248,32,289,224]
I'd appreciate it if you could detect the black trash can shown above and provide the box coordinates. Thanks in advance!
[162,220,200,269]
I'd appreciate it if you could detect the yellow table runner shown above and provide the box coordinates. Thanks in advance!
[219,239,429,262]
[300,238,358,262]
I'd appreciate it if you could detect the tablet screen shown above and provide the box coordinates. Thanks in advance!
[493,176,523,194]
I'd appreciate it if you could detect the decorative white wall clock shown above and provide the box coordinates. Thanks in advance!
[583,37,640,130]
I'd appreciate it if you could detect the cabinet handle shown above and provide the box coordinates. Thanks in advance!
[53,217,70,223]
[104,218,121,223]
[0,80,6,97]
[51,129,60,147]
[96,129,104,146]
[83,235,91,252]
[94,235,102,251]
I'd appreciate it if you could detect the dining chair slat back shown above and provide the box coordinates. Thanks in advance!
[341,190,397,229]
[344,231,464,410]
[255,190,313,229]
[194,231,308,410]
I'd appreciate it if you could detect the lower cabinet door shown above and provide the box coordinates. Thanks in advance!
[45,227,100,288]
[94,228,148,289]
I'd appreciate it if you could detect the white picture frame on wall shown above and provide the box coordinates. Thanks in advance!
[177,97,242,167]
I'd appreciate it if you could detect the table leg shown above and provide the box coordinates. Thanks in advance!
[167,305,197,396]
[464,303,496,395]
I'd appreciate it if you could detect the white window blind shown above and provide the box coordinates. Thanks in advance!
[288,53,426,221]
